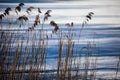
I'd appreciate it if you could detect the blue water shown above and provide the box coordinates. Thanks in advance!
[0,0,120,79]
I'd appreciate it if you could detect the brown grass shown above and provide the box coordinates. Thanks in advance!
[0,3,118,80]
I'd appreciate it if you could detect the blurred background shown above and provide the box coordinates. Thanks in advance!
[0,0,81,3]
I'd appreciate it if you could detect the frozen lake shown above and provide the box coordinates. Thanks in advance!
[0,0,120,79]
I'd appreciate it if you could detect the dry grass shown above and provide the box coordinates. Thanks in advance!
[0,3,118,80]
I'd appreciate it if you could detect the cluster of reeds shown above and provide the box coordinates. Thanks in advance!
[0,7,12,29]
[0,3,119,80]
[48,12,99,80]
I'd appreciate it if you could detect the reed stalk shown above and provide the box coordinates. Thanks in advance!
[57,39,63,80]
[115,56,120,79]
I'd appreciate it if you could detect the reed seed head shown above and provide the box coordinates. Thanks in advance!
[4,7,12,15]
[19,3,24,7]
[17,15,28,22]
[43,10,52,22]
[26,6,34,14]
[65,22,74,27]
[50,21,59,33]
[45,10,52,16]
[0,14,5,20]
[85,12,95,22]
[38,8,42,13]
[15,6,21,14]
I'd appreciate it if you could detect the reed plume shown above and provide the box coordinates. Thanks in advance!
[18,3,24,7]
[26,6,34,14]
[17,15,28,27]
[15,3,25,15]
[82,12,94,27]
[4,7,12,15]
[43,10,52,22]
[15,6,21,15]
[0,14,4,29]
[28,14,40,31]
[17,15,28,22]
[34,15,40,26]
[0,14,4,21]
[50,20,59,33]
[65,22,73,27]
[38,8,42,13]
